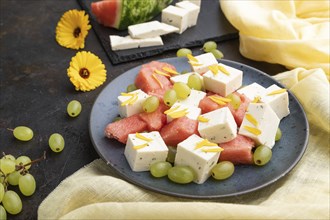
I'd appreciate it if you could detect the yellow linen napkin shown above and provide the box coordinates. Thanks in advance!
[220,0,330,79]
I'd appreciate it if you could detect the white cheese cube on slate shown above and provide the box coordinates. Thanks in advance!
[118,89,149,118]
[237,82,266,101]
[190,52,218,74]
[175,134,221,184]
[261,84,290,120]
[128,21,179,39]
[238,103,280,149]
[176,1,200,27]
[162,5,190,34]
[170,72,204,91]
[166,103,201,123]
[203,63,243,97]
[109,35,163,51]
[124,132,168,172]
[198,107,237,143]
[175,89,206,107]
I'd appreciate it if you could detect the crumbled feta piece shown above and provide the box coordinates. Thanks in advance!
[110,35,163,51]
[238,103,280,149]
[189,52,218,74]
[198,107,237,143]
[161,5,190,34]
[175,1,200,27]
[175,89,206,107]
[261,84,290,120]
[237,82,266,101]
[166,103,201,123]
[203,63,243,97]
[175,134,222,184]
[118,89,149,117]
[170,72,204,91]
[124,132,168,172]
[128,21,179,39]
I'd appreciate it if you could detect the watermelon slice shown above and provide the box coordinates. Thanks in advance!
[160,117,199,146]
[232,93,251,127]
[198,92,232,114]
[91,0,173,30]
[219,134,256,165]
[104,114,148,144]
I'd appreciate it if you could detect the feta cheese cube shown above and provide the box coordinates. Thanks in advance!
[170,72,204,91]
[238,103,280,149]
[166,103,201,123]
[118,89,149,117]
[203,63,243,97]
[175,134,222,184]
[124,132,168,172]
[175,89,206,107]
[128,21,179,39]
[198,107,237,143]
[189,52,218,74]
[110,35,163,51]
[161,5,190,34]
[237,82,266,101]
[261,84,290,120]
[175,1,200,27]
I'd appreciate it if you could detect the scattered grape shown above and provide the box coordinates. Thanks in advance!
[210,49,224,59]
[49,133,65,153]
[168,166,195,184]
[67,100,82,117]
[112,116,122,122]
[150,161,172,178]
[163,89,177,107]
[2,190,22,215]
[187,74,203,91]
[7,171,21,186]
[16,156,31,170]
[0,205,6,220]
[142,96,159,113]
[253,145,272,166]
[12,126,33,141]
[18,173,36,196]
[203,41,217,53]
[0,184,4,202]
[126,84,137,93]
[173,82,191,99]
[1,155,15,161]
[275,128,282,141]
[176,48,192,57]
[226,93,241,110]
[211,161,235,180]
[0,159,16,175]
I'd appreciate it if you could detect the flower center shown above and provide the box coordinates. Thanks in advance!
[73,27,81,38]
[79,68,90,79]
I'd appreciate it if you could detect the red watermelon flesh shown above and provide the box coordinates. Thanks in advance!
[219,134,256,165]
[139,102,169,131]
[232,93,251,127]
[160,117,199,147]
[104,114,147,144]
[91,0,120,28]
[198,93,230,114]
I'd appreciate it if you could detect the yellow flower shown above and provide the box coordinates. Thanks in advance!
[56,9,91,49]
[67,51,107,92]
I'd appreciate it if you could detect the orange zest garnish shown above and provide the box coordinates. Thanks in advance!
[195,139,218,150]
[267,88,287,96]
[208,64,219,75]
[243,126,262,136]
[218,65,230,75]
[120,93,138,106]
[202,147,224,153]
[154,69,171,77]
[251,96,261,103]
[198,115,210,122]
[162,67,179,75]
[135,133,153,142]
[245,114,258,127]
[152,73,163,89]
[133,143,149,150]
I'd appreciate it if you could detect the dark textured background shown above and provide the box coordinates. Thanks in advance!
[0,0,286,219]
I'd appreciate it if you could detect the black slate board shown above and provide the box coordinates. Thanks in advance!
[77,0,238,64]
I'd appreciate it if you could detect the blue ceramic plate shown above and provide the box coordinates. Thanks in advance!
[89,57,309,199]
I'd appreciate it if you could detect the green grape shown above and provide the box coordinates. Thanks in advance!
[163,89,177,107]
[166,146,177,163]
[13,126,33,141]
[173,82,191,99]
[0,183,4,203]
[142,96,159,113]
[150,161,172,178]
[49,133,65,153]
[226,93,241,110]
[18,173,36,196]
[176,48,192,57]
[211,161,235,180]
[67,100,82,117]
[187,74,203,91]
[203,41,217,52]
[275,127,282,141]
[2,190,22,215]
[126,84,137,93]
[0,205,6,220]
[1,155,15,161]
[0,159,16,175]
[168,166,195,184]
[253,145,272,166]
[210,49,224,59]
[16,156,31,170]
[7,171,21,186]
